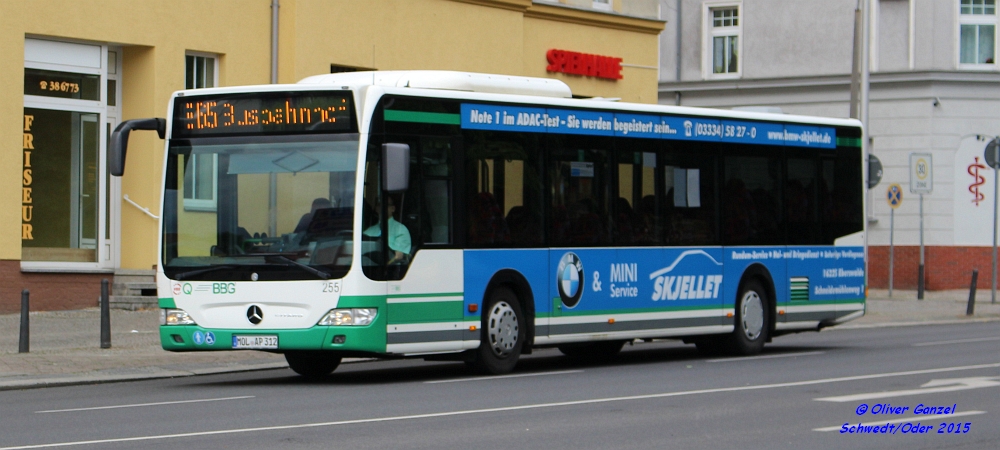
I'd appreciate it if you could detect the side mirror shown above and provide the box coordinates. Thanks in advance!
[382,143,410,193]
[109,118,166,176]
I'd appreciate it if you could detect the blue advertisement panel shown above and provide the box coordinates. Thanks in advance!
[613,113,661,139]
[548,109,615,136]
[547,247,726,314]
[460,103,550,133]
[459,103,839,149]
[781,125,836,149]
[722,246,865,305]
[659,116,722,142]
[720,120,784,146]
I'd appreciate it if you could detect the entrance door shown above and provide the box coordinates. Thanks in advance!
[23,39,117,269]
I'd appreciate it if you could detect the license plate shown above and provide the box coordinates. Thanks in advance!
[232,335,278,349]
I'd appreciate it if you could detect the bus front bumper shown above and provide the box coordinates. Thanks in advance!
[159,324,386,353]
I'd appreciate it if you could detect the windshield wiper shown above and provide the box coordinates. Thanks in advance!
[173,264,240,280]
[264,255,332,279]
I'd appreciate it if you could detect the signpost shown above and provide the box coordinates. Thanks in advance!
[985,138,1000,304]
[886,184,903,297]
[910,153,932,299]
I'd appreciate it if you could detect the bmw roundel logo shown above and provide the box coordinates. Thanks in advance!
[556,252,584,308]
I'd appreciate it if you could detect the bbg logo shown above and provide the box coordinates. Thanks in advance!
[556,252,584,308]
[213,283,236,294]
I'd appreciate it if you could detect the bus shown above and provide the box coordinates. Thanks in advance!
[110,71,866,377]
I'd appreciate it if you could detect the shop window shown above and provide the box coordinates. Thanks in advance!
[706,4,741,78]
[23,39,107,264]
[183,53,218,211]
[960,0,997,66]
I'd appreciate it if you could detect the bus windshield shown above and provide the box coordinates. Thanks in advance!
[162,135,360,281]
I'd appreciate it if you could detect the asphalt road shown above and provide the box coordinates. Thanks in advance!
[1,322,998,450]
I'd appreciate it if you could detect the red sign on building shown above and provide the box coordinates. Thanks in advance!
[546,49,623,80]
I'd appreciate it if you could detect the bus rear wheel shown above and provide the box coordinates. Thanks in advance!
[285,351,342,378]
[468,286,524,375]
[726,280,768,356]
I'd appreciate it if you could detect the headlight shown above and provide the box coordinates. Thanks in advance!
[161,309,196,326]
[318,308,377,326]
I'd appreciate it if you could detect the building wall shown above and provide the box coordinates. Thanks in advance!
[0,0,662,312]
[658,0,1000,290]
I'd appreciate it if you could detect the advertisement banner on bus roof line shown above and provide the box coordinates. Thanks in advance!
[459,103,837,149]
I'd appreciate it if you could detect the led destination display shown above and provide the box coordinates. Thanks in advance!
[172,92,355,138]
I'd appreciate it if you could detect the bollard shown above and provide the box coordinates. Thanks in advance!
[18,290,29,353]
[967,270,978,316]
[917,265,925,300]
[100,279,111,349]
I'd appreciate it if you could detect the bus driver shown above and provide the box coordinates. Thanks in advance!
[364,195,411,265]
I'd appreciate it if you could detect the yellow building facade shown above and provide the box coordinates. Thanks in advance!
[0,0,662,311]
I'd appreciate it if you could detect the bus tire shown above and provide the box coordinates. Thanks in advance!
[469,286,524,375]
[284,351,342,378]
[558,340,627,363]
[727,280,768,355]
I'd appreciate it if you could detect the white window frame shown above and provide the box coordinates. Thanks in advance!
[183,51,219,211]
[703,2,742,79]
[958,0,999,70]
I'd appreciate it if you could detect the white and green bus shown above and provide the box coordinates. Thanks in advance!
[110,71,866,377]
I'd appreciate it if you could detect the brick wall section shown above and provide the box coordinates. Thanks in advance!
[0,261,108,313]
[869,246,998,290]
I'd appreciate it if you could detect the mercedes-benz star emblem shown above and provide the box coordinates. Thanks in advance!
[246,305,263,325]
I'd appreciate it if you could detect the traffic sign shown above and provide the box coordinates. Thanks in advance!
[886,184,903,209]
[986,138,1000,169]
[909,153,933,194]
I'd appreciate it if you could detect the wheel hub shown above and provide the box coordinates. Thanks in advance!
[488,301,519,357]
[741,291,764,340]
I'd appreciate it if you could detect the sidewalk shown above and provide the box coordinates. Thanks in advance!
[1,290,998,390]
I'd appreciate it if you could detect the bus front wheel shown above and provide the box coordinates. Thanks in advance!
[285,351,342,378]
[726,280,768,356]
[469,286,524,375]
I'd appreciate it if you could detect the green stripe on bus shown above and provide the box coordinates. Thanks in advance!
[159,298,176,308]
[388,301,464,324]
[384,110,461,125]
[388,292,463,299]
[837,136,862,147]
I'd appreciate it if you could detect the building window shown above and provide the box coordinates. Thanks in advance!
[959,0,997,66]
[592,0,612,12]
[185,53,216,89]
[183,53,218,211]
[707,4,741,77]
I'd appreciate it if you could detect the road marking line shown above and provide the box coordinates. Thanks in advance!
[4,362,999,450]
[426,370,583,384]
[34,396,254,414]
[815,376,1000,402]
[813,410,986,432]
[706,351,825,363]
[913,336,1000,347]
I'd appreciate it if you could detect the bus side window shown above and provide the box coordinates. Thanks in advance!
[547,135,613,247]
[464,131,544,247]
